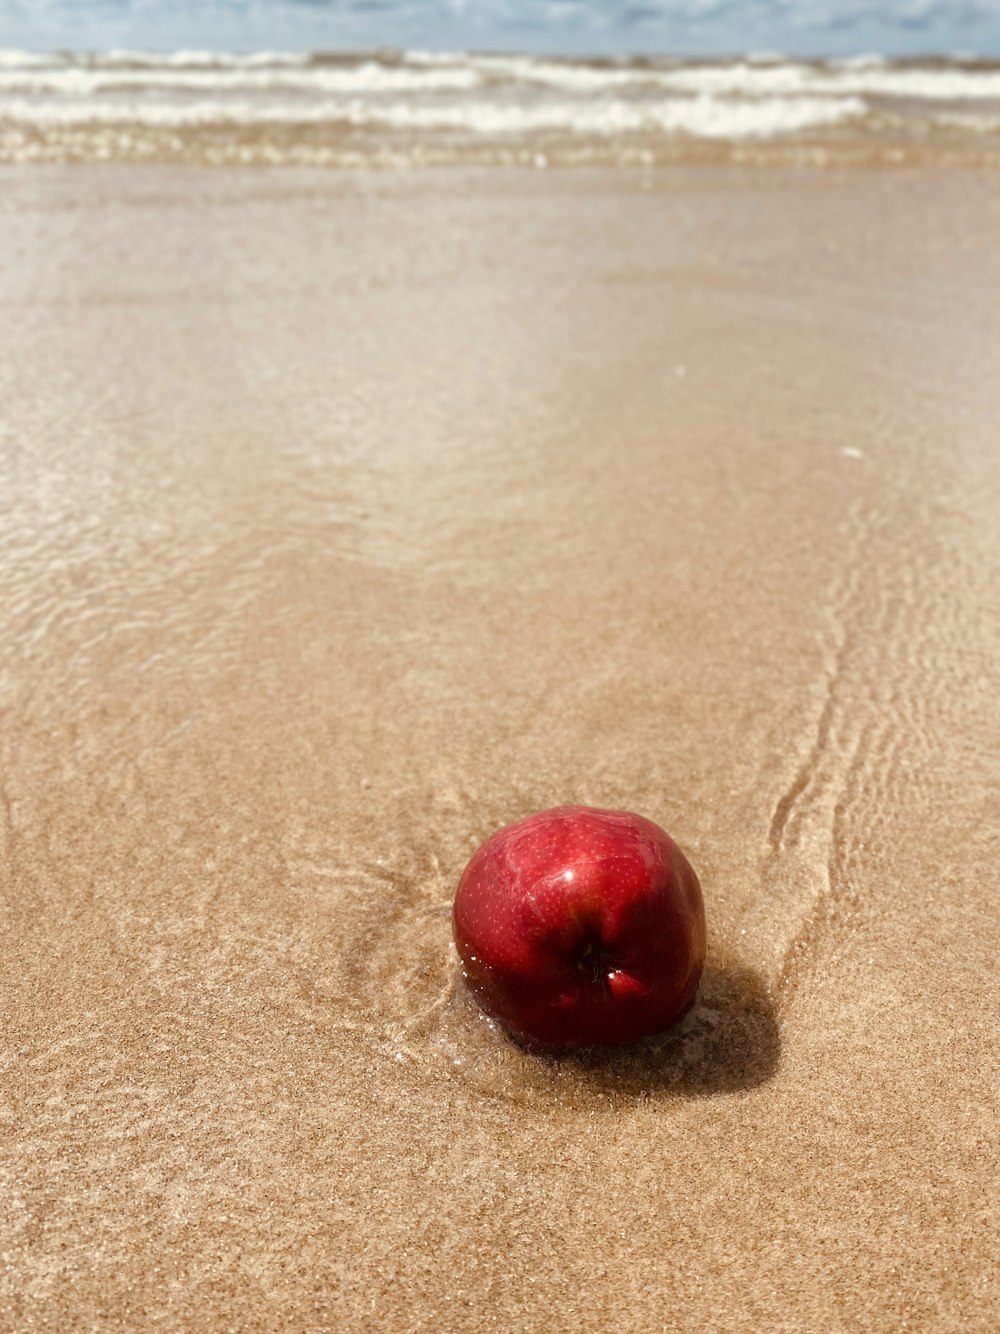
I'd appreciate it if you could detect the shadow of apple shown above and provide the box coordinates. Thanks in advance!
[420,954,779,1107]
[545,959,780,1098]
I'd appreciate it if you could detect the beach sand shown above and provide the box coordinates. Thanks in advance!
[1,164,998,1330]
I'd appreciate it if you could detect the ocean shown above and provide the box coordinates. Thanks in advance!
[3,48,1000,165]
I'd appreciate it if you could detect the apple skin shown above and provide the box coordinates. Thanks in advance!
[452,805,706,1049]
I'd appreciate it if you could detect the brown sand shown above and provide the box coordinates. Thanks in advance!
[1,165,998,1331]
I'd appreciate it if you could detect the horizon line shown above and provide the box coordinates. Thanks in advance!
[1,45,997,61]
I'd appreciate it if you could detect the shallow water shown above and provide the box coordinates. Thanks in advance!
[1,166,998,1330]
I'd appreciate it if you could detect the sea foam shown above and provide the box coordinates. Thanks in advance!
[2,49,999,166]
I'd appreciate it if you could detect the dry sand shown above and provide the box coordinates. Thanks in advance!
[1,165,998,1330]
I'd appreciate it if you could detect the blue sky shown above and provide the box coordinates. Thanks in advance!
[2,1,999,55]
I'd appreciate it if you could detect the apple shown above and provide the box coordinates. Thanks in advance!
[452,805,706,1049]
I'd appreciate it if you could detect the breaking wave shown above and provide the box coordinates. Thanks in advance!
[2,49,999,166]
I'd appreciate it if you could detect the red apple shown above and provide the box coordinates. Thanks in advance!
[452,805,706,1049]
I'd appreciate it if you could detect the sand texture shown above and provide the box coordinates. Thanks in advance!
[1,165,998,1331]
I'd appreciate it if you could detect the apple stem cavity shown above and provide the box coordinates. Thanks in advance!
[576,939,615,989]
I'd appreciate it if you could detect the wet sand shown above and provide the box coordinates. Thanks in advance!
[1,165,998,1330]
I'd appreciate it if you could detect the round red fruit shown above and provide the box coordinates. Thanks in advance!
[452,805,706,1049]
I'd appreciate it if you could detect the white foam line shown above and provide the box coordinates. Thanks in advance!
[0,64,483,95]
[0,93,868,139]
[2,50,998,103]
